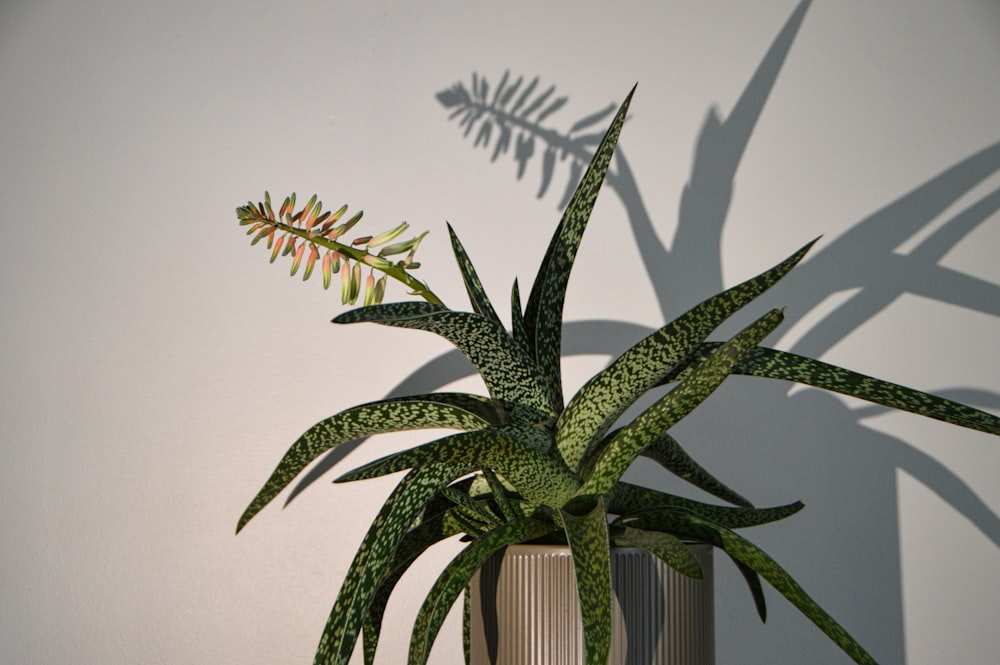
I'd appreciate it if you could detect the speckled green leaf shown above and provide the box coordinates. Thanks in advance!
[639,431,753,507]
[611,473,774,617]
[647,508,878,665]
[613,526,704,580]
[667,344,1000,436]
[447,223,502,326]
[579,427,751,508]
[335,424,579,506]
[728,555,768,622]
[362,503,474,664]
[741,347,1000,435]
[441,486,500,525]
[581,308,785,497]
[236,393,497,533]
[463,586,471,665]
[334,303,553,414]
[408,517,557,665]
[557,239,816,471]
[482,467,519,521]
[315,464,465,665]
[510,279,529,358]
[619,500,805,532]
[523,86,636,409]
[609,482,803,529]
[559,495,613,665]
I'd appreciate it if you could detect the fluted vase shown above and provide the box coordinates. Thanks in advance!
[468,543,714,665]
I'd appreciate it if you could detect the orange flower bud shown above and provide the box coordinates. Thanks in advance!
[322,252,333,289]
[303,245,320,281]
[269,234,285,263]
[289,242,306,276]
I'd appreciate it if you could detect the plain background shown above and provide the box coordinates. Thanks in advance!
[2,1,998,663]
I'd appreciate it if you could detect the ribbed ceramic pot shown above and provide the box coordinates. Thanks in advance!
[468,543,714,665]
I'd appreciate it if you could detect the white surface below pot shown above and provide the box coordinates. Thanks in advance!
[468,543,714,665]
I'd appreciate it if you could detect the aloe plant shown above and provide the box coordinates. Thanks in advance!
[235,87,1000,665]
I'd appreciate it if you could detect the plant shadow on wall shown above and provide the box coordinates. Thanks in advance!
[279,1,1000,663]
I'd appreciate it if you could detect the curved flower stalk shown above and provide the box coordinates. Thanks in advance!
[237,192,440,305]
[235,88,1000,665]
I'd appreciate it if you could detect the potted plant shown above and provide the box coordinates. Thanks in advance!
[234,87,1000,665]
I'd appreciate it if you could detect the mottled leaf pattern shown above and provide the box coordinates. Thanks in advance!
[728,555,768,622]
[609,482,803,529]
[524,86,636,409]
[560,496,613,665]
[334,303,553,414]
[613,526,704,579]
[447,223,502,327]
[644,507,879,665]
[639,431,753,507]
[581,308,785,496]
[580,426,752,508]
[509,279,529,358]
[482,467,519,521]
[335,424,578,506]
[739,347,1000,435]
[556,239,815,471]
[408,517,556,665]
[361,507,467,664]
[236,394,497,533]
[619,501,806,532]
[315,464,466,665]
[666,344,1000,435]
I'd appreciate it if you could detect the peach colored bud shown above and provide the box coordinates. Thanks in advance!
[320,205,349,236]
[363,273,376,306]
[289,242,306,276]
[269,235,285,263]
[303,245,320,281]
[329,204,348,223]
[322,252,332,289]
[351,264,363,301]
[250,225,270,245]
[305,197,321,229]
[335,210,364,238]
[341,262,352,304]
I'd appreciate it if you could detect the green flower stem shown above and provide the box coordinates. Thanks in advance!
[269,218,444,306]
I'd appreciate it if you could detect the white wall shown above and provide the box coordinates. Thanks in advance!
[2,1,998,663]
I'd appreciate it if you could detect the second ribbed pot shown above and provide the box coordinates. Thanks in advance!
[468,543,714,665]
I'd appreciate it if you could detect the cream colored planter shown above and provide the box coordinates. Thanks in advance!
[468,544,714,665]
